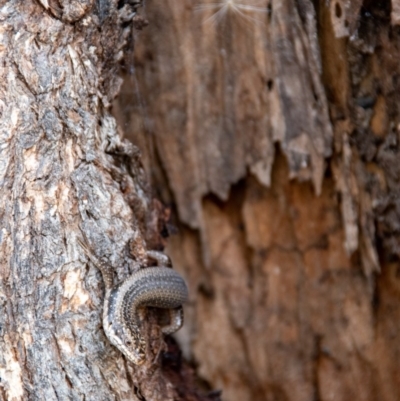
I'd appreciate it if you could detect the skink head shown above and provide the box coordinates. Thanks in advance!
[103,316,146,365]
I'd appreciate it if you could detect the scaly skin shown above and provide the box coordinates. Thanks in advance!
[78,239,188,365]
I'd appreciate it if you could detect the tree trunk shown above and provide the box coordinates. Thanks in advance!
[115,1,400,400]
[0,1,212,400]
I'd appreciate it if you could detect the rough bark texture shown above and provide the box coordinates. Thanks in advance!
[0,1,213,400]
[114,1,400,400]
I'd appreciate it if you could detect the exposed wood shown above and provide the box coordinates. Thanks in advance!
[115,1,400,400]
[122,0,332,232]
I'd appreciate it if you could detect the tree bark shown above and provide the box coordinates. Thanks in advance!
[0,1,212,400]
[115,1,400,400]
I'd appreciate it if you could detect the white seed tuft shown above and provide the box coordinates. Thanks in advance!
[195,0,269,26]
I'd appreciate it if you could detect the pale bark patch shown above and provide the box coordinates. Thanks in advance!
[62,269,90,311]
[0,344,24,401]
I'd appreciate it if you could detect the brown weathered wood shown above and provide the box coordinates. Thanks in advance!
[115,1,400,400]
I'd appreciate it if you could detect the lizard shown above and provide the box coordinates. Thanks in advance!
[77,238,188,365]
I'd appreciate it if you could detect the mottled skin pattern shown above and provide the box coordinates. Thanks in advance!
[78,239,188,365]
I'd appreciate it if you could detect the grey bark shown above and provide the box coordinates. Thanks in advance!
[0,1,199,400]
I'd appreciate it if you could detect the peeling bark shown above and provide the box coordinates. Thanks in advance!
[115,1,400,400]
